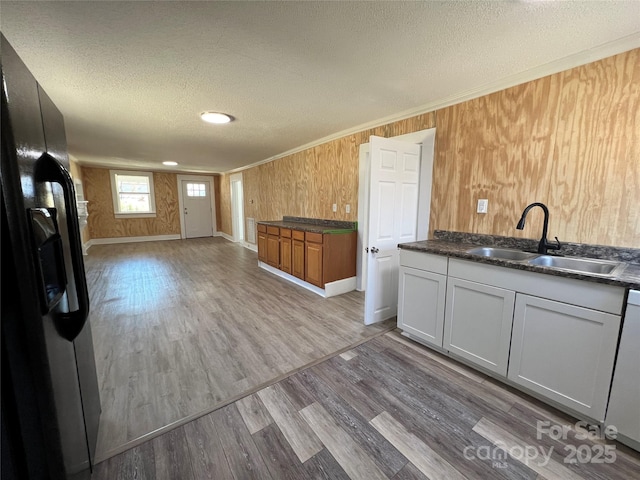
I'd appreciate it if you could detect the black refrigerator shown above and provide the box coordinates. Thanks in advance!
[1,35,101,479]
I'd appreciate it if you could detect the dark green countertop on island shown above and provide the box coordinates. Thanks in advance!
[257,216,356,235]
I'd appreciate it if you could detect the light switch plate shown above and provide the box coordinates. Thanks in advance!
[477,199,488,214]
[345,204,351,213]
[332,203,337,212]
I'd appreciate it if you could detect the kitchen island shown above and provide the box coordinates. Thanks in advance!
[257,216,357,297]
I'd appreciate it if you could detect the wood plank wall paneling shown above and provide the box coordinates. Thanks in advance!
[431,49,639,247]
[78,50,638,247]
[550,51,640,247]
[81,166,181,239]
[238,113,436,239]
[431,74,560,240]
[218,173,233,235]
[213,175,222,231]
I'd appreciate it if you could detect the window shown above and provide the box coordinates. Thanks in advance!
[110,170,156,218]
[186,183,206,197]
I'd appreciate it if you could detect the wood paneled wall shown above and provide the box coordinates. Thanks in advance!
[431,49,639,247]
[213,175,222,232]
[220,49,638,248]
[218,173,233,235]
[72,51,637,246]
[69,158,90,243]
[81,166,181,238]
[234,113,436,238]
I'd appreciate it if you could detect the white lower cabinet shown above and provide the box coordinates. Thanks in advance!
[399,252,626,426]
[508,294,621,421]
[444,278,515,376]
[398,266,447,347]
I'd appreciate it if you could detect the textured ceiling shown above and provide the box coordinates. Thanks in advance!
[1,1,639,173]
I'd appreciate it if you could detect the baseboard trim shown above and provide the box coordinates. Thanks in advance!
[259,261,326,297]
[214,232,235,242]
[325,277,357,297]
[257,262,355,298]
[243,242,258,252]
[89,234,181,245]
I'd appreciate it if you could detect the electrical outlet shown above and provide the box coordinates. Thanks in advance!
[345,204,351,213]
[477,199,488,214]
[332,203,337,212]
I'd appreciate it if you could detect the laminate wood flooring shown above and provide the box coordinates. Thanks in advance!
[92,331,640,479]
[85,237,393,460]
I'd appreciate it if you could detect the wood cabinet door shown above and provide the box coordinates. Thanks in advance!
[444,277,515,376]
[292,239,305,279]
[257,232,267,262]
[280,237,292,274]
[508,294,620,421]
[398,266,447,348]
[305,241,323,287]
[266,234,280,267]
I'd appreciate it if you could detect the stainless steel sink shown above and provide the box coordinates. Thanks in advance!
[528,255,623,276]
[466,245,624,277]
[466,247,539,261]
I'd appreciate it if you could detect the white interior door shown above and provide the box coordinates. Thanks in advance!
[364,136,421,325]
[230,174,244,243]
[181,180,213,238]
[357,128,435,292]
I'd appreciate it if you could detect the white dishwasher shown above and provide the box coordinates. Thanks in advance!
[606,289,640,451]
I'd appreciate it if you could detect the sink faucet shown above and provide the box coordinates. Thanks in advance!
[516,202,561,255]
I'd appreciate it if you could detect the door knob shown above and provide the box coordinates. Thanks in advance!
[370,247,379,254]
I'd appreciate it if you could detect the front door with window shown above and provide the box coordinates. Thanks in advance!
[181,181,213,238]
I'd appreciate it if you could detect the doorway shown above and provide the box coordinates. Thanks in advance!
[230,173,244,243]
[177,175,216,239]
[358,128,436,325]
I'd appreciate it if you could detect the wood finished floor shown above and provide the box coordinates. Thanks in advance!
[92,330,640,480]
[85,237,393,460]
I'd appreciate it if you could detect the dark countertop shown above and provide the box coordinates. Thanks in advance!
[399,239,640,290]
[258,219,356,234]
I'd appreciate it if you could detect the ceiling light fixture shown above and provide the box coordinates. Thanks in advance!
[200,111,233,124]
[162,161,178,166]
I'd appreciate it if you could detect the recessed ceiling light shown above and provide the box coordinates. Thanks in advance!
[162,161,178,166]
[200,111,233,124]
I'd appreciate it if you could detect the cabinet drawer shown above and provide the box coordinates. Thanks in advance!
[267,226,280,236]
[292,230,305,241]
[305,232,323,244]
[257,224,267,233]
[280,228,292,238]
[448,258,624,315]
[399,250,448,274]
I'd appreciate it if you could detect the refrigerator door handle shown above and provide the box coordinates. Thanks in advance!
[35,153,90,341]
